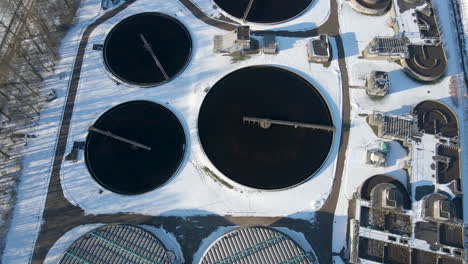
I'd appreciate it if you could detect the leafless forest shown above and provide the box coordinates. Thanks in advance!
[0,0,80,254]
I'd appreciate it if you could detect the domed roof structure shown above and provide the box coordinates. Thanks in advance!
[200,227,315,264]
[59,225,176,264]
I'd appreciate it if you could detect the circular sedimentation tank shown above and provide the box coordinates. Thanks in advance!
[104,12,192,86]
[200,227,315,264]
[198,66,334,190]
[403,45,447,82]
[213,0,314,24]
[412,100,458,137]
[58,225,175,264]
[85,101,186,195]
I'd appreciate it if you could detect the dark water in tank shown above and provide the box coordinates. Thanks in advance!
[214,0,313,23]
[198,66,334,189]
[104,13,192,86]
[85,101,186,194]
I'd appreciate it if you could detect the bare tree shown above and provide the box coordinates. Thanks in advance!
[0,0,82,254]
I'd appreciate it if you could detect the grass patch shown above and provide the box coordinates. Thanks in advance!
[202,166,234,189]
[225,51,251,64]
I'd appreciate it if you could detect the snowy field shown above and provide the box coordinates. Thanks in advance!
[332,0,467,254]
[2,0,467,262]
[60,0,342,217]
[2,1,107,263]
[3,0,342,262]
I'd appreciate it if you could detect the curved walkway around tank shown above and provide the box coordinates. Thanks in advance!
[31,0,351,263]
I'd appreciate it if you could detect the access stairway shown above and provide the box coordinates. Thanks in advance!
[382,115,418,139]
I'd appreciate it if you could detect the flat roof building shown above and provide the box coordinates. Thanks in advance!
[366,71,390,97]
[214,26,251,53]
[263,34,278,54]
[307,34,330,63]
[237,26,250,41]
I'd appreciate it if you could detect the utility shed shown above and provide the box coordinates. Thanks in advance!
[307,34,330,63]
[59,225,176,264]
[263,34,278,54]
[366,141,389,167]
[213,33,237,53]
[237,26,250,41]
[366,71,389,97]
[213,26,251,53]
[200,227,316,264]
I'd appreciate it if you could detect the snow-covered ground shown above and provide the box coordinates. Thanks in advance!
[458,0,468,34]
[332,0,467,254]
[59,0,343,217]
[3,0,343,262]
[2,0,466,262]
[2,1,107,263]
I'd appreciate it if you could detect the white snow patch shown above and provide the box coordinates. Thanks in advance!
[2,0,104,263]
[58,0,343,219]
